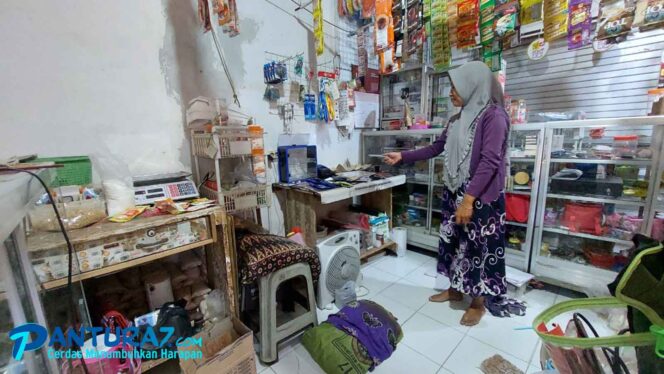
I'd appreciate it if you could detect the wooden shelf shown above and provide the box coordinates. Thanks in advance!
[40,238,215,290]
[361,240,397,261]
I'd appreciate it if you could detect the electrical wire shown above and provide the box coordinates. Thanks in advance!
[206,0,241,107]
[262,0,345,42]
[288,0,356,35]
[2,167,89,374]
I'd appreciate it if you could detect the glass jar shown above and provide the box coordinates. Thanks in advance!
[613,135,638,159]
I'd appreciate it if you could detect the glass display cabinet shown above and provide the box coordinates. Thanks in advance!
[1,170,58,373]
[361,125,546,272]
[530,117,664,291]
[505,124,546,271]
[362,130,439,249]
[428,72,453,128]
[379,66,429,130]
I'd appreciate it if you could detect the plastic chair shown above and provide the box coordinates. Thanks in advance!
[257,262,318,364]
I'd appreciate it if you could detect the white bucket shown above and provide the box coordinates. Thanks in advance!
[391,227,408,257]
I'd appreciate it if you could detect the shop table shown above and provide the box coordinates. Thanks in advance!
[273,175,406,260]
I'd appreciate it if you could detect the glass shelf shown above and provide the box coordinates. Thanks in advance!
[546,193,646,207]
[549,158,652,166]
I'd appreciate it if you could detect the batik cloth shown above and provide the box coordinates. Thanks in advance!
[327,300,402,370]
[438,184,507,298]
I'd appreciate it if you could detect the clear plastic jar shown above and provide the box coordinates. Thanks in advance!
[613,135,638,159]
[648,88,664,115]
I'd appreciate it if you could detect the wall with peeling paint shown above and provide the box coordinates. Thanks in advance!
[0,0,361,233]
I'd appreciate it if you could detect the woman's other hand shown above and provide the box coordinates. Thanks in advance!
[455,195,476,225]
[383,152,402,166]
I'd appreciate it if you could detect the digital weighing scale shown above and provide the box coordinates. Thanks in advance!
[133,172,199,205]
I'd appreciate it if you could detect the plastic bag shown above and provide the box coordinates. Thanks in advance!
[200,289,227,322]
[92,152,134,216]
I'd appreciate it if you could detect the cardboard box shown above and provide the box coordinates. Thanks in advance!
[178,317,255,374]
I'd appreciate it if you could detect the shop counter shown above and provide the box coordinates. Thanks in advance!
[273,175,406,259]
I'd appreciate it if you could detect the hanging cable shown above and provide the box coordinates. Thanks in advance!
[206,0,241,107]
[262,0,347,41]
[288,0,356,35]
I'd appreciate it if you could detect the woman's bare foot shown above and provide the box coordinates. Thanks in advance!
[460,297,485,326]
[429,288,463,303]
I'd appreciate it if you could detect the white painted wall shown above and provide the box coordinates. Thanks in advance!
[0,0,361,233]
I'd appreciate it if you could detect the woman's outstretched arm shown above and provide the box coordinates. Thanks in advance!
[400,131,448,164]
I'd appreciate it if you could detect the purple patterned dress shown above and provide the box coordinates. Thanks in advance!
[437,184,507,297]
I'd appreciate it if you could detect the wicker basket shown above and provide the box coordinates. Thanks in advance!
[200,184,270,212]
[192,129,261,159]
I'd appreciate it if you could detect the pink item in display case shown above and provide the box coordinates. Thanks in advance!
[651,215,664,241]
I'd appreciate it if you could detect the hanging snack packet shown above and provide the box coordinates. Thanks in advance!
[495,0,519,39]
[314,0,324,55]
[521,0,544,24]
[375,0,395,52]
[596,5,635,40]
[457,0,480,47]
[634,0,664,29]
[543,0,569,40]
[567,0,592,49]
[458,0,480,20]
[362,0,376,18]
[480,0,496,45]
[448,0,459,46]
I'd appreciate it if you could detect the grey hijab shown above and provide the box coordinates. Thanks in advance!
[442,61,504,192]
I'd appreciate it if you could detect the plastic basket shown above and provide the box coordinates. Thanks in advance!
[192,129,261,159]
[200,184,270,212]
[33,156,92,187]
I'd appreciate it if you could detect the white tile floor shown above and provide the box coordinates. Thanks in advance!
[256,250,591,374]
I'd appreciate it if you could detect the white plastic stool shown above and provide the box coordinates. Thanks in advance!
[257,262,318,364]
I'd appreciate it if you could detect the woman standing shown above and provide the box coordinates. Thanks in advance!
[384,61,510,326]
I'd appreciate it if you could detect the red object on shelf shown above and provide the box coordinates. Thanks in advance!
[584,249,616,269]
[204,180,218,191]
[561,202,603,235]
[506,193,530,223]
[613,135,639,141]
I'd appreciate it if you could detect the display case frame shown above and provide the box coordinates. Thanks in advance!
[529,116,664,292]
[361,124,547,272]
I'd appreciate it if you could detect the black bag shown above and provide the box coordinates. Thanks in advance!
[142,301,193,351]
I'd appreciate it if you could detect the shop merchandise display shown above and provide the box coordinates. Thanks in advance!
[30,216,210,283]
[314,0,324,55]
[375,0,396,73]
[567,0,593,48]
[520,0,544,24]
[543,0,569,40]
